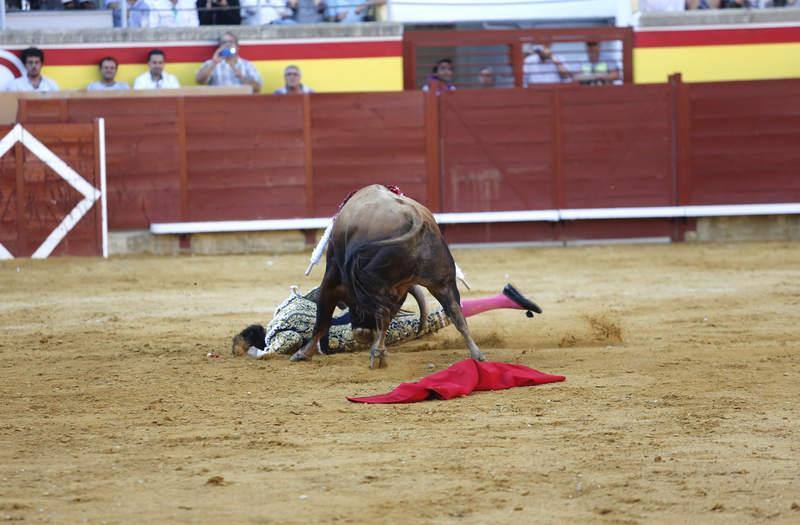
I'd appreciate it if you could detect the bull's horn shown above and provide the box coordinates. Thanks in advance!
[305,219,334,276]
[455,263,471,290]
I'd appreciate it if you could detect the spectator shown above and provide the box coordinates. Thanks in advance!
[105,0,124,26]
[523,44,571,86]
[137,0,199,26]
[198,0,242,25]
[421,58,455,94]
[133,49,181,90]
[574,41,620,86]
[273,65,313,94]
[325,0,372,22]
[477,66,495,89]
[87,56,130,91]
[361,0,386,21]
[640,0,685,11]
[62,0,98,7]
[685,0,721,10]
[128,0,159,27]
[240,0,283,24]
[6,0,62,7]
[195,32,263,93]
[285,0,326,23]
[4,47,59,92]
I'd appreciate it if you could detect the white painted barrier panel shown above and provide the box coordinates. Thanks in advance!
[0,122,107,260]
[150,203,800,236]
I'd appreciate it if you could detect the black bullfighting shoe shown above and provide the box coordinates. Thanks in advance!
[502,284,543,318]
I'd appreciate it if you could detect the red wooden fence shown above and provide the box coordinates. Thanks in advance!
[17,75,800,243]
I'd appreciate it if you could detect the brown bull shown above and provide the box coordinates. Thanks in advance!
[290,184,484,368]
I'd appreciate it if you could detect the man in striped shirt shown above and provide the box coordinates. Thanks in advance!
[195,32,263,94]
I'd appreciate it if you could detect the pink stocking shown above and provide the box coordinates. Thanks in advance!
[461,293,522,318]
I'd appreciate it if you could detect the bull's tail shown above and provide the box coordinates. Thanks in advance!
[344,238,398,326]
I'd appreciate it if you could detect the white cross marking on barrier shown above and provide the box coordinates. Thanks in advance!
[0,123,105,260]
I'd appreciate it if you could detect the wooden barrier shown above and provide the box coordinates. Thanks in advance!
[16,75,800,243]
[0,87,252,125]
[309,91,429,214]
[0,122,103,257]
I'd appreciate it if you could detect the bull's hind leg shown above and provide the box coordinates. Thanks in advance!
[290,268,341,362]
[430,284,485,362]
[369,313,390,369]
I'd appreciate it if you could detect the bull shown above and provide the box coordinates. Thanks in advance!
[290,185,484,368]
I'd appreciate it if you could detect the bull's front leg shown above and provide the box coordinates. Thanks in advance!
[290,273,340,362]
[369,314,390,369]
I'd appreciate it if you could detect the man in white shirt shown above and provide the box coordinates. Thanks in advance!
[4,47,60,93]
[133,49,181,90]
[87,56,130,91]
[155,0,200,26]
[523,44,571,86]
[240,0,283,25]
[128,0,157,27]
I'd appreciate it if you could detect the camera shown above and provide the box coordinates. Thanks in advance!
[219,47,237,58]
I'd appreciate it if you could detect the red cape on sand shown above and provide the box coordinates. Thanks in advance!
[348,359,565,404]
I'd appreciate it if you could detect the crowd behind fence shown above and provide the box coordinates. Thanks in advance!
[639,0,797,9]
[2,28,635,93]
[404,28,633,90]
[2,0,388,27]
[2,0,799,29]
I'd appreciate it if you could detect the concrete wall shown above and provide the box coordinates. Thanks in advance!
[688,216,800,243]
[109,230,313,256]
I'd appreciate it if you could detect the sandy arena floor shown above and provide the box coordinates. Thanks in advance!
[1,242,799,524]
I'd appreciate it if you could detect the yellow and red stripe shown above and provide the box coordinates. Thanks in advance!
[1,37,403,92]
[4,25,800,91]
[634,24,800,83]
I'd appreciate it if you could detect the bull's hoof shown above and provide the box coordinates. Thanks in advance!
[290,350,311,362]
[369,352,387,369]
